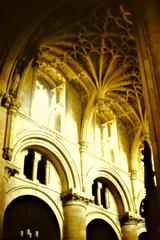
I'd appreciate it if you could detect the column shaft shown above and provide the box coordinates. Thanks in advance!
[61,192,87,240]
[45,161,50,184]
[32,152,40,182]
[97,181,102,206]
[120,212,142,240]
[0,160,6,238]
[63,202,86,240]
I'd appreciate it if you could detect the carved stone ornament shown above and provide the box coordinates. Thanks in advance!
[9,97,21,113]
[1,93,21,113]
[1,92,12,108]
[3,147,13,161]
[4,160,20,179]
[61,190,93,205]
[9,69,21,97]
[120,211,144,225]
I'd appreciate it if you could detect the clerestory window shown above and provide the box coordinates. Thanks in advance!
[31,79,65,131]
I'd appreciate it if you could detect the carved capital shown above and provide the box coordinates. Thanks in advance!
[61,189,92,205]
[1,93,12,108]
[1,93,21,113]
[8,98,21,114]
[120,212,144,225]
[3,148,13,161]
[79,141,89,153]
[130,170,138,180]
[96,98,106,113]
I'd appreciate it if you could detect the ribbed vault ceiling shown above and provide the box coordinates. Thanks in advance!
[35,0,145,131]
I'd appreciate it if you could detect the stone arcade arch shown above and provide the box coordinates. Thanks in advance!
[12,129,81,191]
[86,218,119,240]
[3,195,60,240]
[4,187,64,238]
[86,165,134,240]
[86,212,121,239]
[86,164,133,214]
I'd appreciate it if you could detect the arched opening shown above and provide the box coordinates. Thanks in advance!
[138,232,147,240]
[91,177,125,215]
[3,195,60,240]
[87,219,118,240]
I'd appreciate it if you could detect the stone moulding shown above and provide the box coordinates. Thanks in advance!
[61,189,93,205]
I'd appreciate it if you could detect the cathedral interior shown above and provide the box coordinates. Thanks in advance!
[0,0,160,239]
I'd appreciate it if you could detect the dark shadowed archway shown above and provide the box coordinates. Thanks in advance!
[3,195,60,240]
[87,219,118,240]
[138,232,147,240]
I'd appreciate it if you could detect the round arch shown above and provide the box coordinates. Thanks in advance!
[5,187,63,234]
[3,193,61,240]
[86,212,122,240]
[86,163,133,214]
[12,129,81,191]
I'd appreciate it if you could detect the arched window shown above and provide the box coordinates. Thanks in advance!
[23,149,48,185]
[92,179,110,209]
[21,148,61,191]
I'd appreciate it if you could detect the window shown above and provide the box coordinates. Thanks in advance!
[23,149,48,185]
[31,79,65,131]
[31,80,51,125]
[92,179,110,209]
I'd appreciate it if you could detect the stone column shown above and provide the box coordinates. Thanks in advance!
[120,212,142,240]
[0,159,19,238]
[45,161,50,185]
[61,190,88,240]
[1,95,20,161]
[130,170,138,212]
[97,181,103,206]
[32,152,40,182]
[79,141,89,192]
[104,188,110,209]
